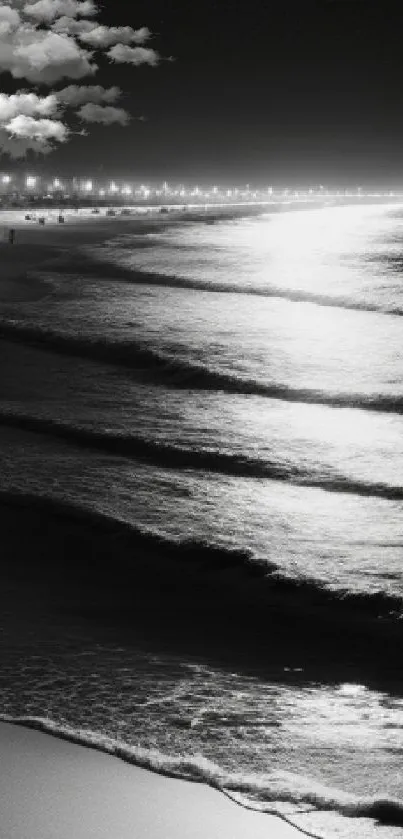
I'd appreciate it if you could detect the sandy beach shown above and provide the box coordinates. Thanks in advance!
[0,208,148,302]
[0,722,301,839]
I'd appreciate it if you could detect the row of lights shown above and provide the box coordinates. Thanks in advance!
[0,174,398,200]
[1,175,149,196]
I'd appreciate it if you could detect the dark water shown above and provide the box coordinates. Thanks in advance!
[1,204,402,838]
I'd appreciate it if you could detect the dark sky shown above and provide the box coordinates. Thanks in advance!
[45,0,403,185]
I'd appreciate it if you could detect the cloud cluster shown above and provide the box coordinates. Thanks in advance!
[0,0,160,156]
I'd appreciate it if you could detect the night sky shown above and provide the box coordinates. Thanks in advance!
[10,0,403,185]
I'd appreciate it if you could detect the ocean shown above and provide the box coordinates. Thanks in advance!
[0,202,402,838]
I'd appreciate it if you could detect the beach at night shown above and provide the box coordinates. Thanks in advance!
[1,199,403,838]
[2,0,403,836]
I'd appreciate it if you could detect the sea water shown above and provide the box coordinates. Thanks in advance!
[0,203,402,838]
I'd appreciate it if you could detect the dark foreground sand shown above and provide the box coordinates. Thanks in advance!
[0,208,148,302]
[0,722,300,839]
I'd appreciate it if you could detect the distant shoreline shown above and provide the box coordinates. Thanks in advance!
[1,193,402,215]
[1,196,402,304]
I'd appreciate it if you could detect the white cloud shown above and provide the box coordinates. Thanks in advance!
[77,103,130,125]
[24,0,97,22]
[1,29,96,83]
[108,44,159,66]
[6,114,68,142]
[0,90,65,155]
[0,92,58,121]
[0,114,69,155]
[79,24,150,48]
[57,84,121,106]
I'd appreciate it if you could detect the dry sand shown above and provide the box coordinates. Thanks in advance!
[0,722,300,839]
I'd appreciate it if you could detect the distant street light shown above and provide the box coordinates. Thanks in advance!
[26,176,37,189]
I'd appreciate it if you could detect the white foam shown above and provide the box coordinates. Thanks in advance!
[1,714,402,835]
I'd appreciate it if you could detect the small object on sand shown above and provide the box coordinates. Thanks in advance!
[8,228,15,244]
[38,216,46,225]
[25,214,32,221]
[106,209,116,216]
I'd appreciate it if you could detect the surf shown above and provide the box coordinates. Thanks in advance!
[2,715,403,834]
[1,409,403,501]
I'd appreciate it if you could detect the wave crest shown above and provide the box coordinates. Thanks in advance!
[1,320,403,415]
[1,490,402,670]
[51,252,403,317]
[1,410,403,502]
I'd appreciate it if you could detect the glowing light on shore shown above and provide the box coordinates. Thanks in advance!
[0,176,399,205]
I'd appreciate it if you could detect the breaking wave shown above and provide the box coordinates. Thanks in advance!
[2,715,403,834]
[1,409,403,501]
[1,319,403,415]
[48,253,403,317]
[1,490,402,634]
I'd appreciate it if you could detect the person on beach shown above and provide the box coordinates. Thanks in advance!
[8,228,15,245]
